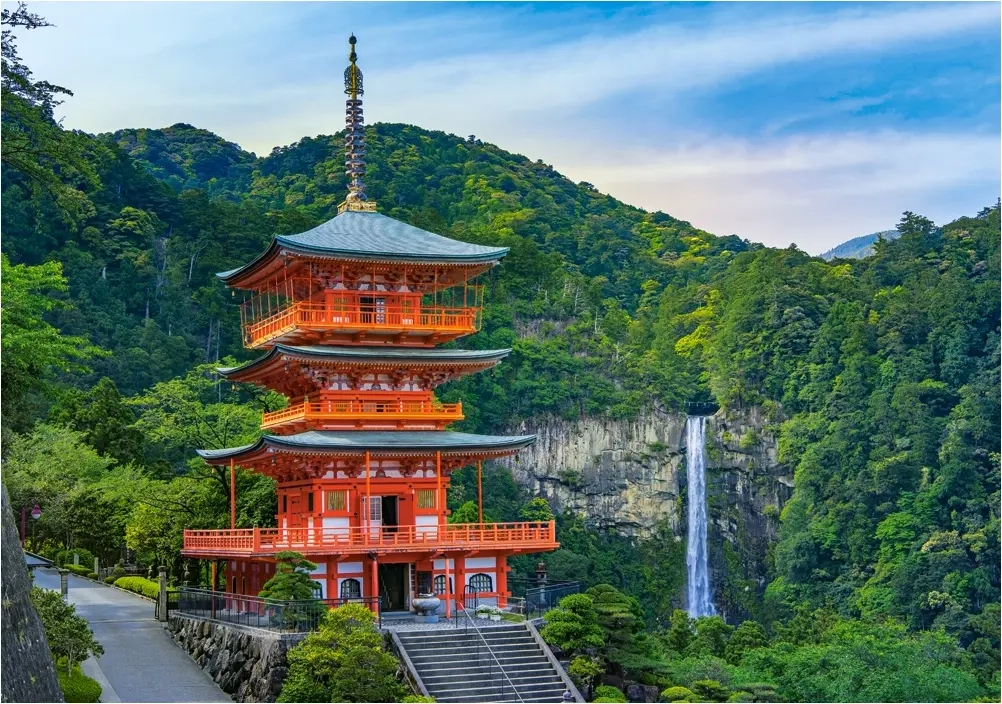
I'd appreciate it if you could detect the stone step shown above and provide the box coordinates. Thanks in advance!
[420,662,555,679]
[424,672,563,692]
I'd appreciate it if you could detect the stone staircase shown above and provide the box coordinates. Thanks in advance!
[395,623,575,703]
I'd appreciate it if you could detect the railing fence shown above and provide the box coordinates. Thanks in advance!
[171,586,381,633]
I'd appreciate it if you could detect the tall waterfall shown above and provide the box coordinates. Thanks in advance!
[685,416,716,618]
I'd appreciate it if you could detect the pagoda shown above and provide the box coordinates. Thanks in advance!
[181,36,557,617]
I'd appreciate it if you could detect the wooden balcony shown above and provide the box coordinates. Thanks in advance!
[182,521,558,558]
[262,392,464,431]
[244,298,479,349]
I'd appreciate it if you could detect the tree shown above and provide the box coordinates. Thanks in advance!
[447,501,481,525]
[540,593,604,655]
[724,621,768,665]
[1,256,101,437]
[520,497,555,522]
[48,377,144,466]
[278,603,406,703]
[29,586,103,674]
[568,656,603,698]
[685,617,733,659]
[258,552,318,601]
[663,609,694,655]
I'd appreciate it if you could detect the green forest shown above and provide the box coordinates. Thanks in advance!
[2,8,998,703]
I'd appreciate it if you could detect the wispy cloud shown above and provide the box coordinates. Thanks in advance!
[10,2,1000,250]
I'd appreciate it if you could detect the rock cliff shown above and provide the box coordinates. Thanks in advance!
[503,408,794,618]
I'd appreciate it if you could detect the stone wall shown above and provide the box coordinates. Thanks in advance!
[166,616,304,702]
[1,485,64,703]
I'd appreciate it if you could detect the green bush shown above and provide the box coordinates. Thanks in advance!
[58,664,102,703]
[104,576,117,584]
[56,548,95,569]
[114,576,160,599]
[65,565,91,577]
[402,696,436,703]
[691,680,730,702]
[594,685,627,702]
[86,572,98,579]
[661,686,697,703]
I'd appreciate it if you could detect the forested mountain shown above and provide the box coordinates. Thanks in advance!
[820,229,900,260]
[3,9,999,702]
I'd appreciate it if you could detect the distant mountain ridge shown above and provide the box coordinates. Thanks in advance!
[821,229,900,260]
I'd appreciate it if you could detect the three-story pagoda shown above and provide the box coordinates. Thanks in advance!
[181,36,556,616]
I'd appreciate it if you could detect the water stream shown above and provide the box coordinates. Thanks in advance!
[685,416,716,618]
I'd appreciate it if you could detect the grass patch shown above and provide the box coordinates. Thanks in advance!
[58,663,101,703]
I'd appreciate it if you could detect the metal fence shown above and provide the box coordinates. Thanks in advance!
[173,587,381,632]
[508,580,582,621]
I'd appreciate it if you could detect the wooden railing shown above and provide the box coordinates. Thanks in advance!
[262,394,463,429]
[182,521,557,556]
[244,300,479,347]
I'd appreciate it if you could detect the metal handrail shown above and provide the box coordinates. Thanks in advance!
[456,605,524,703]
[173,587,381,632]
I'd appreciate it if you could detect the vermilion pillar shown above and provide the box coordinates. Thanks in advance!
[230,459,236,529]
[497,556,508,608]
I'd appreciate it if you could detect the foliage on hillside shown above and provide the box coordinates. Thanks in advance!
[2,11,999,702]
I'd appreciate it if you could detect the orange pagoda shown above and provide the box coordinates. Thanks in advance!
[181,36,557,617]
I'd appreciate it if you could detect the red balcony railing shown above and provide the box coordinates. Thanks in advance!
[244,299,479,348]
[182,521,557,557]
[261,392,463,430]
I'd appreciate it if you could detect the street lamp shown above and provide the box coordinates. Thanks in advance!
[31,504,41,549]
[20,503,41,548]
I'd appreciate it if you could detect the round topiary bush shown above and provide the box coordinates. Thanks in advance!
[594,685,627,702]
[661,686,697,703]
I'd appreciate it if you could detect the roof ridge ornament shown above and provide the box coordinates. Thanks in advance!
[339,34,377,215]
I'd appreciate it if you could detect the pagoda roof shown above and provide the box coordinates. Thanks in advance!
[197,430,536,463]
[218,345,511,379]
[217,210,508,284]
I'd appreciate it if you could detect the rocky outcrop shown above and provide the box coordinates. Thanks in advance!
[1,485,64,703]
[166,615,304,702]
[502,408,794,619]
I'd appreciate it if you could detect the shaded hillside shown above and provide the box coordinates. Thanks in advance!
[821,229,899,260]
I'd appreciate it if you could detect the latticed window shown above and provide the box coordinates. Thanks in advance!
[327,490,347,511]
[416,490,436,509]
[468,573,493,593]
[433,575,446,595]
[340,578,362,599]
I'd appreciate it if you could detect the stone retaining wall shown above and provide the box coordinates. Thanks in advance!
[166,615,305,702]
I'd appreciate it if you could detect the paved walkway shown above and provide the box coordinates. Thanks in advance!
[33,568,230,703]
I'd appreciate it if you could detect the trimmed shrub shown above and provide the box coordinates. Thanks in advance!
[691,680,730,703]
[65,565,91,577]
[594,685,627,702]
[114,576,160,599]
[104,576,117,584]
[58,665,102,703]
[661,686,697,703]
[86,572,99,580]
[402,696,436,703]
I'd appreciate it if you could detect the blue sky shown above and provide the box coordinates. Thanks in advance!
[11,1,1000,253]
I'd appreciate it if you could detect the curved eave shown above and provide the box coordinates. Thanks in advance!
[217,345,512,381]
[197,431,536,464]
[216,241,508,287]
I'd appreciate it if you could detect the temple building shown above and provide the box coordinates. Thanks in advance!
[181,36,557,616]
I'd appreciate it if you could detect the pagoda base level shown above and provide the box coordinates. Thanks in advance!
[187,551,517,615]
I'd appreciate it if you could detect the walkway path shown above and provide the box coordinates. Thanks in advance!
[33,568,230,703]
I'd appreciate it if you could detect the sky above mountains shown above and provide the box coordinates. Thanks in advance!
[14,1,1000,253]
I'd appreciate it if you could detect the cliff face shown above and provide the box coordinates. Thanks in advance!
[1,485,64,703]
[504,408,794,618]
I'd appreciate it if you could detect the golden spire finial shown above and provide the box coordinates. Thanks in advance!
[339,34,376,214]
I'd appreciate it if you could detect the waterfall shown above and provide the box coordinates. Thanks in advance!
[685,416,716,618]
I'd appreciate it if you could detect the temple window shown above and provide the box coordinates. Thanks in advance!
[327,490,347,511]
[468,573,493,593]
[416,490,436,509]
[340,578,361,599]
[433,575,446,595]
